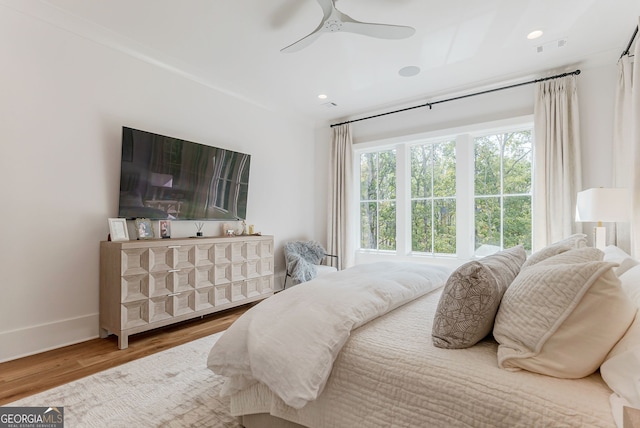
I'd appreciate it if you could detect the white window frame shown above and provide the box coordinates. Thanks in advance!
[353,115,534,265]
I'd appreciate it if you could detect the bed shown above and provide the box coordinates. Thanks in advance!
[207,240,640,428]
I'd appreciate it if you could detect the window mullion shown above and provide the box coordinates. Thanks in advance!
[500,137,505,249]
[456,134,473,259]
[431,146,436,254]
[396,144,409,256]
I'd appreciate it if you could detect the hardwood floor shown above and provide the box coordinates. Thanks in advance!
[0,304,250,406]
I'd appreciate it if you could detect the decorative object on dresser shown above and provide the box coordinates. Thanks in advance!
[134,218,154,239]
[108,218,129,242]
[99,235,274,349]
[159,220,171,239]
[194,222,205,237]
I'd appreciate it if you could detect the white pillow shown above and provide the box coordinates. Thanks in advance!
[603,245,639,276]
[620,264,640,305]
[601,324,640,408]
[603,245,632,262]
[609,393,632,428]
[617,258,639,276]
[600,264,640,410]
[494,247,636,378]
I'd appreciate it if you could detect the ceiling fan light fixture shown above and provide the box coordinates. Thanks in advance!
[527,30,544,40]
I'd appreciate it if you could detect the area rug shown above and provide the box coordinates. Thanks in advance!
[8,332,242,427]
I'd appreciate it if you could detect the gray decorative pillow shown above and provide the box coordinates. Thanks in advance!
[432,245,526,349]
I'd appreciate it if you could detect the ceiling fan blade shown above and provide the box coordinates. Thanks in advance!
[341,20,416,39]
[281,29,325,53]
[281,0,335,53]
[315,0,335,20]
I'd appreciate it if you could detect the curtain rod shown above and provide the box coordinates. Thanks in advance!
[330,69,581,128]
[620,26,638,59]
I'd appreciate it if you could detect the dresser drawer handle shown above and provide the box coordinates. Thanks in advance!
[167,292,181,297]
[168,245,181,249]
[168,269,180,273]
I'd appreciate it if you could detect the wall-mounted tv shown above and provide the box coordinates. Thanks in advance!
[118,127,250,221]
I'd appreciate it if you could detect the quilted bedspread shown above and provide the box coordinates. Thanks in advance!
[207,261,451,409]
[229,288,616,428]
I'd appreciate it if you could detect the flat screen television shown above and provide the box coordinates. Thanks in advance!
[118,127,250,221]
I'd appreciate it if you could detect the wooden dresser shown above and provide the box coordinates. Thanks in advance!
[99,235,274,348]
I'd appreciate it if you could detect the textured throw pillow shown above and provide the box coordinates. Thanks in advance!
[432,245,526,349]
[521,233,587,269]
[494,247,636,378]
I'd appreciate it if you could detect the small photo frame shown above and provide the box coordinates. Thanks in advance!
[222,222,235,237]
[159,220,171,239]
[108,218,129,242]
[135,218,154,240]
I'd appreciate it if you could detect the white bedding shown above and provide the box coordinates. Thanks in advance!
[207,261,451,409]
[228,288,616,428]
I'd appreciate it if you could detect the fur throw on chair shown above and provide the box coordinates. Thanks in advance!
[284,241,327,283]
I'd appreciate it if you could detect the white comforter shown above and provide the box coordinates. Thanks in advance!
[230,289,616,428]
[206,261,451,409]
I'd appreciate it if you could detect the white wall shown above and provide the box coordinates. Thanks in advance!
[0,6,319,362]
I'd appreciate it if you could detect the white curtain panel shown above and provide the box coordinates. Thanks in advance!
[633,24,640,258]
[613,55,634,254]
[327,124,354,269]
[614,18,640,257]
[532,75,583,250]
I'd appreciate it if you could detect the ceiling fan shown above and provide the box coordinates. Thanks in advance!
[281,0,416,53]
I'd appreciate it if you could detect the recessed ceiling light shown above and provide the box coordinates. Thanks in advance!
[399,66,421,77]
[318,94,328,99]
[527,30,543,40]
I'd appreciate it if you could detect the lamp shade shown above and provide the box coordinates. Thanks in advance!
[575,188,630,223]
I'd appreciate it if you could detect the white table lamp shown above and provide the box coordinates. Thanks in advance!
[575,188,630,250]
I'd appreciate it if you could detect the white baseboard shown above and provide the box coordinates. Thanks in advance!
[0,313,99,363]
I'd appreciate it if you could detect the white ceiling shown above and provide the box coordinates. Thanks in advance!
[9,0,640,126]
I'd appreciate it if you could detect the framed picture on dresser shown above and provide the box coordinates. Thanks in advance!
[134,218,154,240]
[108,218,129,242]
[159,220,171,239]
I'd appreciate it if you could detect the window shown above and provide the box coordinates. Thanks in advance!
[410,141,456,254]
[359,150,396,250]
[356,119,533,258]
[474,131,533,253]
